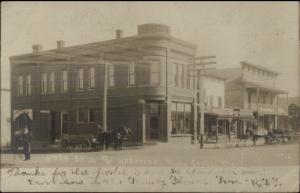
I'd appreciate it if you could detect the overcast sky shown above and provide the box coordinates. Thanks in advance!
[1,1,299,96]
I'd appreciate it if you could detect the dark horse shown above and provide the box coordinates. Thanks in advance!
[97,126,132,151]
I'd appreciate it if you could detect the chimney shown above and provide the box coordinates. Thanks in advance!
[57,40,65,49]
[116,29,123,39]
[32,44,43,54]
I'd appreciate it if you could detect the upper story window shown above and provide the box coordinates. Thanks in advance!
[89,67,95,89]
[218,96,222,108]
[61,71,68,92]
[88,109,96,123]
[78,68,84,90]
[49,72,55,93]
[25,75,31,96]
[150,61,161,85]
[248,91,252,104]
[204,89,208,105]
[17,76,23,96]
[186,67,194,89]
[186,67,190,89]
[142,63,150,85]
[41,73,47,94]
[271,94,275,105]
[262,94,266,104]
[77,109,85,123]
[128,63,135,86]
[209,95,214,107]
[175,63,184,88]
[108,65,115,87]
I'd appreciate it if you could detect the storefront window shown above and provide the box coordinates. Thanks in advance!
[171,102,192,135]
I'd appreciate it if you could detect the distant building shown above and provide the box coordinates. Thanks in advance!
[215,61,289,135]
[202,70,255,142]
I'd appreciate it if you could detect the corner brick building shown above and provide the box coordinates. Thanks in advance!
[10,24,205,147]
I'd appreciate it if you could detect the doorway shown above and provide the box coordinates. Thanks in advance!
[150,115,159,139]
[146,102,160,141]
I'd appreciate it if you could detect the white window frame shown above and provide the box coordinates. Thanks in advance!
[150,60,161,85]
[89,67,95,89]
[17,76,23,96]
[128,63,135,86]
[25,75,31,96]
[49,72,55,93]
[61,71,68,92]
[108,65,114,87]
[41,73,47,94]
[78,68,84,90]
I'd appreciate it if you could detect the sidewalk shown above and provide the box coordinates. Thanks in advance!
[203,138,266,149]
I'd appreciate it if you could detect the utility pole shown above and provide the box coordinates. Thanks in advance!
[189,56,216,149]
[103,62,108,132]
[99,53,108,132]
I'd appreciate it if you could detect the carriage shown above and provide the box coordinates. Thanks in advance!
[60,134,96,152]
[60,126,132,152]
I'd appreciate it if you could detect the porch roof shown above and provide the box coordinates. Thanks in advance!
[243,81,287,94]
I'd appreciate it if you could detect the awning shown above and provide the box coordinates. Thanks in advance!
[218,108,254,120]
[13,109,33,121]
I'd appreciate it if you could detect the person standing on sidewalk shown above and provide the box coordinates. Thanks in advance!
[21,127,33,161]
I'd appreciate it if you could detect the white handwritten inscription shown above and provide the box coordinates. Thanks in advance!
[1,166,299,192]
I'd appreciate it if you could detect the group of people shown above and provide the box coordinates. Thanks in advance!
[95,124,132,151]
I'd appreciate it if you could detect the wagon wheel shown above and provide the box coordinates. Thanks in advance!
[82,139,92,152]
[61,139,70,152]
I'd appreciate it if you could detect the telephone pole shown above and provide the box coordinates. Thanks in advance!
[99,53,108,132]
[189,56,216,149]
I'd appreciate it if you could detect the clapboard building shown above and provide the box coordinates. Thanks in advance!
[10,24,207,147]
[214,62,289,135]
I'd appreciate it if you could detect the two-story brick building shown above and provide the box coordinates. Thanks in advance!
[11,24,207,147]
[214,61,288,136]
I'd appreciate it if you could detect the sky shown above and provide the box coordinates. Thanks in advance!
[1,1,299,97]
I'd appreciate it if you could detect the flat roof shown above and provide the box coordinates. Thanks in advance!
[10,33,197,63]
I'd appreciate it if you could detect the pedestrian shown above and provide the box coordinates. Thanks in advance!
[21,127,33,161]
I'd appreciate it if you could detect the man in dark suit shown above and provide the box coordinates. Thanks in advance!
[21,127,33,161]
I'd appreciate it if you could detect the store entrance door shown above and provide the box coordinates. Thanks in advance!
[150,115,159,139]
[146,102,160,141]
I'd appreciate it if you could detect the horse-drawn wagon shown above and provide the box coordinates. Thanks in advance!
[60,126,132,152]
[60,134,96,152]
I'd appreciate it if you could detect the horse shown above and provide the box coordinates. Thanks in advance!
[110,126,132,150]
